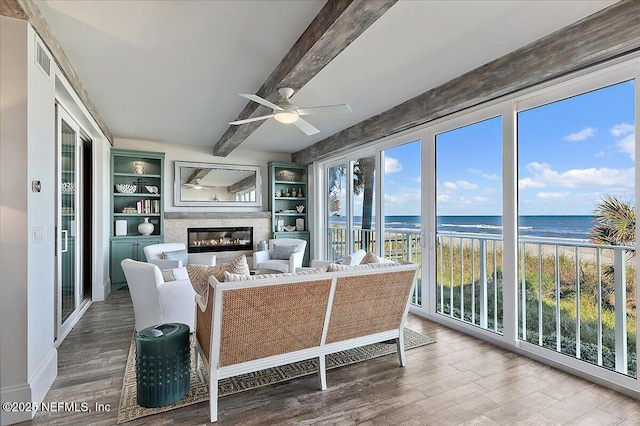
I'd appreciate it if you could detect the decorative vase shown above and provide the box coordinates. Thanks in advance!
[133,162,145,174]
[138,218,154,236]
[257,240,268,251]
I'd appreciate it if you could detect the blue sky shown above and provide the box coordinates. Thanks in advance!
[379,80,635,217]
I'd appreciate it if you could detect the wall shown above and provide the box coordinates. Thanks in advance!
[113,139,289,263]
[113,138,290,213]
[0,16,31,426]
[26,24,57,409]
[1,18,112,425]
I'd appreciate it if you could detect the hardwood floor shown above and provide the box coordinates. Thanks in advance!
[23,288,640,425]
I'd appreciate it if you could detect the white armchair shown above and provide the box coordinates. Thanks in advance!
[310,249,367,269]
[121,258,196,332]
[253,238,307,273]
[143,243,216,269]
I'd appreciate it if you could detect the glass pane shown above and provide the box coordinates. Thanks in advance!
[352,157,376,253]
[436,117,503,334]
[327,163,347,261]
[60,120,76,323]
[383,141,422,305]
[517,80,636,377]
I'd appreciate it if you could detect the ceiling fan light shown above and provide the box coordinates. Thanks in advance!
[273,111,298,124]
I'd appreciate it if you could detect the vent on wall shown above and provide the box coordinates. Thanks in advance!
[35,39,51,78]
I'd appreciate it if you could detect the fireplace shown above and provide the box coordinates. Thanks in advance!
[187,227,253,253]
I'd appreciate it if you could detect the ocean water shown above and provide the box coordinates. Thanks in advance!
[328,215,595,240]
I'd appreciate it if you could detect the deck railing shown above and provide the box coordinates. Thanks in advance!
[436,231,636,377]
[328,226,423,304]
[328,226,636,377]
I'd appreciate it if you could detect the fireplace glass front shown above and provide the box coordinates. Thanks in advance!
[187,227,253,253]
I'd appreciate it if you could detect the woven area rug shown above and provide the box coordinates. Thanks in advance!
[117,329,435,423]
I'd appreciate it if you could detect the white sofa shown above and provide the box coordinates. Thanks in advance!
[143,242,216,269]
[121,258,196,331]
[195,261,419,422]
[252,238,306,272]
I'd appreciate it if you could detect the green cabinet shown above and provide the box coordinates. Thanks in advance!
[110,149,165,289]
[268,162,310,266]
[110,237,163,286]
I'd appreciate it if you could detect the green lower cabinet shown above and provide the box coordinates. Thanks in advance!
[274,231,310,267]
[110,237,163,288]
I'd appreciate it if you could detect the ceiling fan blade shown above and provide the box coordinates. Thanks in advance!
[293,118,320,135]
[229,114,274,125]
[239,94,283,111]
[296,104,352,116]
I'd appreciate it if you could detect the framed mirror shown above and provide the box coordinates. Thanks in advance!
[174,161,262,207]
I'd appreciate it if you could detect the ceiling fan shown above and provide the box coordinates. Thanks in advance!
[228,87,352,135]
[182,179,211,190]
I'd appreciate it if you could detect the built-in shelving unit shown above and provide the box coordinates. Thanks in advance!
[109,149,165,288]
[268,162,310,266]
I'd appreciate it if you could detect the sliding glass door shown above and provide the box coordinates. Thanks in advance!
[56,105,89,342]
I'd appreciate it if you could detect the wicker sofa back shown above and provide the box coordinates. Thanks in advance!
[195,261,419,422]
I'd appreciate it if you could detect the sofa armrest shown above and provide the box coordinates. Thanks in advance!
[253,250,270,268]
[188,253,216,266]
[149,258,183,269]
[289,250,305,271]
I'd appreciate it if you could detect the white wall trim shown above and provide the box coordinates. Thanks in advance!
[0,384,33,425]
[27,348,57,410]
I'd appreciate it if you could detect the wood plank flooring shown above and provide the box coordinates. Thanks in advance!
[23,288,640,425]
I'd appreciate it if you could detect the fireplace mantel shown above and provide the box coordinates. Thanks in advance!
[165,212,271,220]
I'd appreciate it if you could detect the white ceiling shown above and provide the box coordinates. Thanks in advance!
[37,0,616,154]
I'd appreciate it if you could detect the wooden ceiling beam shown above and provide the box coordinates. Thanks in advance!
[0,0,27,20]
[212,0,397,157]
[292,0,640,165]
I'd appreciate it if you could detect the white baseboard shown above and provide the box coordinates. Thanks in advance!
[0,383,33,425]
[28,347,57,409]
[93,277,110,302]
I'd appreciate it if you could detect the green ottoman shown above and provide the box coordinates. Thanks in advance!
[135,323,190,408]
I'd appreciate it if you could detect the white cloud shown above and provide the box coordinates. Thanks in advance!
[468,168,500,181]
[518,161,634,190]
[518,177,545,189]
[610,123,634,137]
[384,157,402,174]
[595,151,605,158]
[564,127,596,142]
[443,180,478,190]
[537,192,570,200]
[457,180,478,190]
[616,133,635,161]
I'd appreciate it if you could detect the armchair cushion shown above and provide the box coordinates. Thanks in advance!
[271,244,300,260]
[163,248,188,265]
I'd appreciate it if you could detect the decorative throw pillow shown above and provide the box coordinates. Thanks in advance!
[160,267,190,282]
[161,269,176,282]
[186,255,249,299]
[162,249,188,265]
[327,263,364,272]
[224,267,323,282]
[360,251,394,265]
[271,244,299,260]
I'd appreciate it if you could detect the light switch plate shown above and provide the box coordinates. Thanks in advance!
[32,225,44,244]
